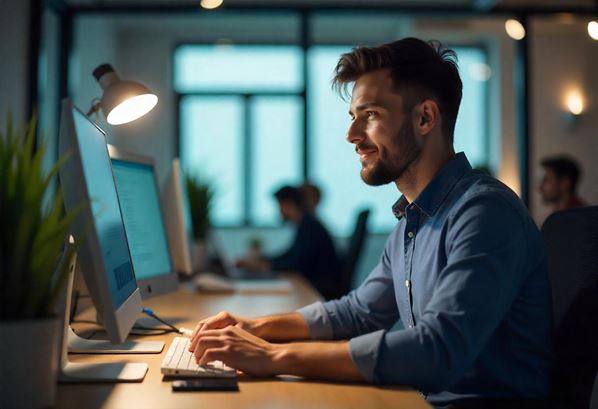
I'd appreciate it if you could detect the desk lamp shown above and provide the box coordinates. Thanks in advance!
[86,64,158,125]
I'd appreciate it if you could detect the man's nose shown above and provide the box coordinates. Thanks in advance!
[346,119,365,145]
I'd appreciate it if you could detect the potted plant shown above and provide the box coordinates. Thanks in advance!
[0,115,80,409]
[185,173,213,271]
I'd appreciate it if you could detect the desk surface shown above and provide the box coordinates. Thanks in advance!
[58,275,430,409]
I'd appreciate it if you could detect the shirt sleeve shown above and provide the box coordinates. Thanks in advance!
[297,234,400,342]
[357,192,538,391]
[296,301,334,339]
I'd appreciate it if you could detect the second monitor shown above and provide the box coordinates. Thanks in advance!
[108,145,178,299]
[162,158,195,276]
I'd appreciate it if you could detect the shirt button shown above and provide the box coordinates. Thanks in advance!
[408,325,413,328]
[405,280,411,288]
[407,231,414,238]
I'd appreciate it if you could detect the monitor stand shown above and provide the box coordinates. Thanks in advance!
[57,246,155,382]
[68,326,163,354]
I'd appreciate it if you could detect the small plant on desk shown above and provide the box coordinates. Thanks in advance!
[0,114,82,409]
[185,172,213,270]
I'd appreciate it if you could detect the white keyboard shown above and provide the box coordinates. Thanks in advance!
[161,337,237,378]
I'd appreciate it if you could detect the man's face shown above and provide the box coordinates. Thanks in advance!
[346,69,422,186]
[277,200,294,222]
[539,168,564,204]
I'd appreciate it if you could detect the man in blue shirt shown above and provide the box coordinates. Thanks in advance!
[188,38,552,407]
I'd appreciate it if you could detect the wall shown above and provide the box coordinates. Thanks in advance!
[0,0,30,129]
[72,16,118,126]
[109,27,175,188]
[530,17,598,225]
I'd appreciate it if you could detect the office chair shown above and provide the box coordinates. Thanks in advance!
[340,209,370,295]
[541,206,598,409]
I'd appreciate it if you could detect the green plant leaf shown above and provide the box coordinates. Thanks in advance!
[185,173,214,240]
[0,113,85,320]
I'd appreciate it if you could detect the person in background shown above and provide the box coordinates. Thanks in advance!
[299,182,322,213]
[236,185,343,300]
[539,155,587,213]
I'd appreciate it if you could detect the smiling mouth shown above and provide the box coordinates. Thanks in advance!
[356,148,377,162]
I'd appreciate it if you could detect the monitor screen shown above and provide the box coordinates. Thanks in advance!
[72,108,137,309]
[111,159,173,281]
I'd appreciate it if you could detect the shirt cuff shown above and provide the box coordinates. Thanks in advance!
[296,302,333,340]
[348,329,386,383]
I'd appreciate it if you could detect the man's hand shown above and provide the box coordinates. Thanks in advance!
[190,311,311,344]
[189,324,364,382]
[189,311,258,352]
[190,325,283,377]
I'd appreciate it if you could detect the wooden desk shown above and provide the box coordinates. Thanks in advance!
[57,275,431,409]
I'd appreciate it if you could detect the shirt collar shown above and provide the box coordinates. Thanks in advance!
[392,152,472,220]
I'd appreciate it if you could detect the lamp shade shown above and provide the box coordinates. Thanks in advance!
[93,64,158,125]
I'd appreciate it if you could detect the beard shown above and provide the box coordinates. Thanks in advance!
[359,121,422,186]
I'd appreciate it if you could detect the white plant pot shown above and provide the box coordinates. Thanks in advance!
[0,317,60,409]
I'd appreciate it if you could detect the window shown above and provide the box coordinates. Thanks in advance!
[175,45,303,93]
[176,45,303,226]
[453,47,489,167]
[250,96,303,225]
[176,43,488,235]
[180,96,244,225]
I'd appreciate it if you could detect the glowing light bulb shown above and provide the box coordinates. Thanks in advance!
[200,0,223,9]
[106,94,158,125]
[566,92,584,116]
[505,19,525,40]
[588,21,598,41]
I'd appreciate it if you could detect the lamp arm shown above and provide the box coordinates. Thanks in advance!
[85,99,102,124]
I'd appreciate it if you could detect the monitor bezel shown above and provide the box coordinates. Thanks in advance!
[58,98,142,344]
[107,144,179,298]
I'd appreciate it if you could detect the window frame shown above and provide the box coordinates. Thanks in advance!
[174,41,308,228]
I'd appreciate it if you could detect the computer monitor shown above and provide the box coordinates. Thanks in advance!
[162,158,194,275]
[58,99,142,344]
[108,145,178,298]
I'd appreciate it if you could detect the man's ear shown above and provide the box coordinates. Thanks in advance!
[413,99,440,136]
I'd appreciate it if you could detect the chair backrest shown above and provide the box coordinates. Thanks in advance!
[541,206,598,409]
[341,209,370,294]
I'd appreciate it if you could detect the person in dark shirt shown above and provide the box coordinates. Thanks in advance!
[236,185,343,299]
[539,155,588,213]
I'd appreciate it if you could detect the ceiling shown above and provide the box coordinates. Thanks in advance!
[65,0,597,9]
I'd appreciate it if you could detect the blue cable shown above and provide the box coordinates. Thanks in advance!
[142,307,181,333]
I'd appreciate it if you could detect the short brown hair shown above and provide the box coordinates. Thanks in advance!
[274,185,304,208]
[332,37,463,143]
